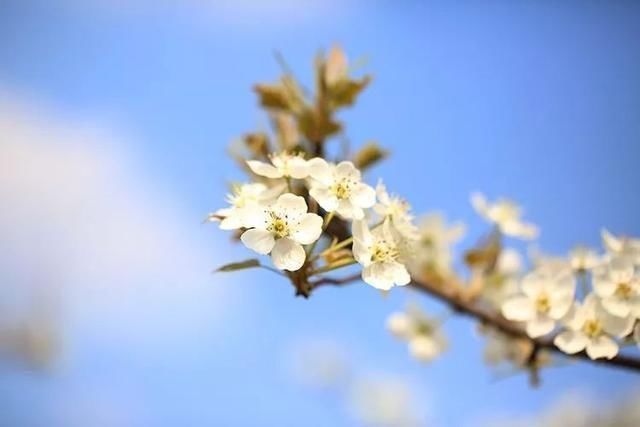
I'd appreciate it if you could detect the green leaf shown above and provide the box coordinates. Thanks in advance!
[215,259,261,273]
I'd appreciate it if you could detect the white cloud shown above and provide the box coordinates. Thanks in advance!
[0,87,243,362]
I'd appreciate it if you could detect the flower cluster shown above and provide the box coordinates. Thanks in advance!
[386,304,448,362]
[211,47,640,380]
[499,230,640,360]
[211,150,418,290]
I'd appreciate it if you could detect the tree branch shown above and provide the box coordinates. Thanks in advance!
[310,272,640,373]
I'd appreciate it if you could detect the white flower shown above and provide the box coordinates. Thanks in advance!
[568,246,601,272]
[373,181,419,240]
[602,229,640,267]
[247,151,309,179]
[209,182,284,230]
[307,158,376,220]
[479,326,534,368]
[240,193,322,271]
[386,304,447,362]
[502,269,575,338]
[471,192,538,240]
[408,213,465,275]
[529,246,572,276]
[348,376,425,427]
[481,248,522,309]
[554,294,634,360]
[352,220,411,290]
[593,257,640,318]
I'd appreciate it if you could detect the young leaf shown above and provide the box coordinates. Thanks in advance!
[215,259,261,273]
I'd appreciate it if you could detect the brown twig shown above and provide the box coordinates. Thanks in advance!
[309,272,640,373]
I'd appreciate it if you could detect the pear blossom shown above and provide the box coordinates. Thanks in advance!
[408,213,465,276]
[307,158,376,220]
[352,220,411,290]
[568,245,601,272]
[240,193,322,271]
[554,294,634,360]
[208,182,284,230]
[374,181,419,240]
[348,376,425,427]
[502,269,575,338]
[593,257,640,318]
[602,229,640,266]
[528,246,573,277]
[387,304,447,362]
[471,193,538,240]
[480,326,537,368]
[247,151,310,179]
[481,248,522,309]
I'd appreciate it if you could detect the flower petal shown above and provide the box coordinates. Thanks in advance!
[389,261,411,286]
[309,186,339,212]
[240,228,275,254]
[247,160,283,178]
[470,192,489,217]
[351,183,376,209]
[292,213,323,245]
[307,157,332,184]
[271,237,305,271]
[599,305,634,337]
[526,315,555,338]
[601,296,631,317]
[352,239,371,266]
[386,312,413,338]
[276,193,308,216]
[554,330,588,354]
[501,296,535,321]
[352,220,373,244]
[286,156,310,179]
[586,335,619,360]
[335,161,359,179]
[409,336,440,362]
[336,199,358,219]
[362,263,394,291]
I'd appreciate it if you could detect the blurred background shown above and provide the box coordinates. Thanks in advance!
[1,1,639,426]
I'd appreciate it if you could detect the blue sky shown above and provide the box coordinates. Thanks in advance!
[1,1,639,426]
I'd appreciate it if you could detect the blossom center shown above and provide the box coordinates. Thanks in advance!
[535,294,551,313]
[615,281,633,299]
[371,241,397,263]
[331,180,352,200]
[582,319,603,338]
[267,213,290,238]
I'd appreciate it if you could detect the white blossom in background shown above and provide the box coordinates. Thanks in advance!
[502,269,575,338]
[568,245,601,272]
[307,158,376,220]
[408,213,465,276]
[528,246,572,276]
[240,193,322,271]
[208,182,285,229]
[247,151,310,179]
[479,326,536,369]
[481,248,522,309]
[374,181,419,240]
[287,338,349,389]
[602,229,640,267]
[348,375,427,427]
[471,193,539,240]
[386,304,447,362]
[593,257,640,318]
[352,220,411,290]
[635,324,640,349]
[554,294,634,360]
